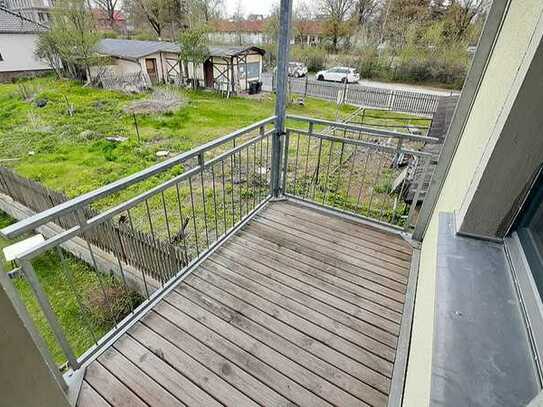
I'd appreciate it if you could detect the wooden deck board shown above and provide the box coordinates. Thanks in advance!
[77,201,413,407]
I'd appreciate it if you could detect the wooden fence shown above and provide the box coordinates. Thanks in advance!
[285,77,443,115]
[0,167,186,284]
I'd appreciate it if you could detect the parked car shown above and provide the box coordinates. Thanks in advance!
[288,62,308,78]
[316,67,360,83]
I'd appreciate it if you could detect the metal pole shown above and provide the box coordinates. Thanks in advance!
[271,0,293,198]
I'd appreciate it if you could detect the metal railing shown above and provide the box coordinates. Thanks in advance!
[283,115,438,230]
[0,112,437,379]
[0,117,276,371]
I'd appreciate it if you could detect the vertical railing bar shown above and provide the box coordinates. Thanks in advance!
[174,183,190,265]
[161,191,172,242]
[220,160,228,235]
[292,131,301,193]
[392,164,411,226]
[312,135,324,200]
[229,155,236,228]
[343,144,358,211]
[367,147,385,217]
[211,163,219,240]
[144,199,155,239]
[405,156,431,230]
[188,176,200,257]
[237,149,243,220]
[258,130,264,203]
[113,241,136,309]
[124,210,150,297]
[265,131,270,194]
[334,142,346,205]
[198,154,210,249]
[302,122,313,198]
[281,129,290,194]
[245,144,250,209]
[355,147,372,210]
[20,259,79,369]
[322,140,335,205]
[56,247,98,345]
[252,141,257,210]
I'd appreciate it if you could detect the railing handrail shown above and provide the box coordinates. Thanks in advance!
[287,127,438,159]
[1,116,277,239]
[286,114,439,144]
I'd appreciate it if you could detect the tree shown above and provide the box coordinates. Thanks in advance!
[355,0,377,26]
[94,0,119,28]
[320,0,355,51]
[36,0,100,81]
[125,0,188,39]
[190,0,224,24]
[293,0,316,47]
[178,24,209,88]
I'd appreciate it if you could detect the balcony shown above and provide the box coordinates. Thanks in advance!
[0,114,433,407]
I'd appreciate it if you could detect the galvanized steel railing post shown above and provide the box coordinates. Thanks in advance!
[19,259,79,370]
[272,0,293,198]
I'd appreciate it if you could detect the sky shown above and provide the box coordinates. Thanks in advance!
[223,0,278,18]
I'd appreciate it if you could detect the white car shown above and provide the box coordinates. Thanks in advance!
[316,67,360,83]
[288,62,308,78]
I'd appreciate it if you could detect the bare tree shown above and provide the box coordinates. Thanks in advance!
[94,0,119,28]
[355,0,377,26]
[320,0,355,51]
[293,0,316,47]
[232,0,243,45]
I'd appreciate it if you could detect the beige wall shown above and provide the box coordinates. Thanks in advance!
[403,1,543,405]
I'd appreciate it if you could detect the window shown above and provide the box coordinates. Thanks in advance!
[516,169,543,297]
[0,52,3,62]
[240,62,260,79]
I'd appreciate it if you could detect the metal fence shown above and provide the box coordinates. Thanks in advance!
[285,76,443,115]
[0,117,276,371]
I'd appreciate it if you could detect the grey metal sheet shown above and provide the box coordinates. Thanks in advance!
[431,212,540,407]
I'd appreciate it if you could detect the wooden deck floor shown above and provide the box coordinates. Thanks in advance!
[77,201,413,407]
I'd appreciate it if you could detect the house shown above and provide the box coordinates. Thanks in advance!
[93,38,182,84]
[0,8,50,82]
[4,1,543,407]
[187,46,265,93]
[208,18,269,46]
[3,0,53,25]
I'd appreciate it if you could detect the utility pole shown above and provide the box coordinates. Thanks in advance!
[271,0,293,198]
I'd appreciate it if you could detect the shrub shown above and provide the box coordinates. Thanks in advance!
[87,280,143,328]
[291,46,328,72]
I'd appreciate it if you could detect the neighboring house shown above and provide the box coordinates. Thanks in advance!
[92,38,182,84]
[0,8,50,82]
[3,0,52,25]
[91,9,127,34]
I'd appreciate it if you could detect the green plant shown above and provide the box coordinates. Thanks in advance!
[86,281,143,328]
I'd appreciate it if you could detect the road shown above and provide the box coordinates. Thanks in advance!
[261,72,459,97]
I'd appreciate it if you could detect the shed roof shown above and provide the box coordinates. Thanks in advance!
[208,46,265,58]
[96,39,180,60]
[0,8,46,33]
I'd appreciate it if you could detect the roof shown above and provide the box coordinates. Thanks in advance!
[0,8,46,33]
[96,39,180,60]
[208,46,265,58]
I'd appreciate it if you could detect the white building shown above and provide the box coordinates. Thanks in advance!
[0,9,51,82]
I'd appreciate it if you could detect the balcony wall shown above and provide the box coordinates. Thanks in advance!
[403,0,543,405]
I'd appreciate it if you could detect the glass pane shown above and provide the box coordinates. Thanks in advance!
[517,173,543,297]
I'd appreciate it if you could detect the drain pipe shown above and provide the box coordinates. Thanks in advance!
[270,0,293,198]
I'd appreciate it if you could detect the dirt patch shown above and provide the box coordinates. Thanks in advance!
[124,89,187,114]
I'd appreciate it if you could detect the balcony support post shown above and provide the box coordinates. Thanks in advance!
[271,0,293,198]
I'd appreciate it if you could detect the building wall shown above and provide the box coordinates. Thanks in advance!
[0,33,51,73]
[403,1,543,405]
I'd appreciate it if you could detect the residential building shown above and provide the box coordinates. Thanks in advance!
[3,0,53,25]
[0,8,50,82]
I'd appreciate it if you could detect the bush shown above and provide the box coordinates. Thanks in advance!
[87,280,143,328]
[291,46,327,72]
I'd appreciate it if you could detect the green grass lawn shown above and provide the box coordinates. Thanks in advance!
[0,210,139,366]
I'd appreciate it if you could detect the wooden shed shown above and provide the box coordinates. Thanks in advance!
[186,46,265,94]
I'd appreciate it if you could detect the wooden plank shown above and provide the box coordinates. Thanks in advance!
[251,218,410,277]
[212,248,400,343]
[77,381,111,407]
[194,262,395,374]
[279,201,412,254]
[240,224,408,285]
[131,317,265,407]
[84,361,147,407]
[233,231,406,294]
[178,275,391,402]
[112,334,222,407]
[262,206,412,266]
[98,347,184,407]
[154,298,337,407]
[224,236,405,311]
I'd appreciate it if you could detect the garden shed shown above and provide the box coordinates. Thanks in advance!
[186,46,265,93]
[93,39,181,84]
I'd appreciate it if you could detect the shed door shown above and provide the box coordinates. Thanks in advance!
[145,58,158,83]
[204,59,214,88]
